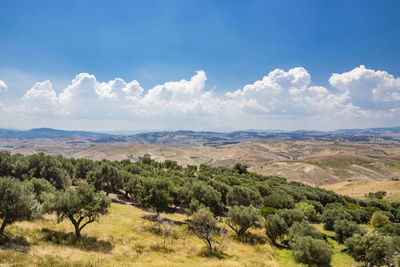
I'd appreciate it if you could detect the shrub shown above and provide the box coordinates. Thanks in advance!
[265,214,287,244]
[345,231,393,267]
[295,202,319,222]
[226,205,261,236]
[288,221,323,244]
[333,219,367,244]
[321,207,352,231]
[277,208,306,228]
[260,206,276,219]
[291,236,332,267]
[370,212,390,228]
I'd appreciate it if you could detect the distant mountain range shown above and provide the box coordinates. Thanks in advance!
[1,126,400,145]
[0,128,110,138]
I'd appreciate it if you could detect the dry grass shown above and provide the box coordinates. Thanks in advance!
[0,202,279,267]
[322,180,400,200]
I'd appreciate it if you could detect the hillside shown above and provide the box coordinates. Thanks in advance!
[6,139,400,186]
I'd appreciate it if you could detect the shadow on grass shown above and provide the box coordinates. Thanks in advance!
[41,228,113,253]
[235,232,267,245]
[141,214,186,226]
[198,247,230,259]
[0,233,31,253]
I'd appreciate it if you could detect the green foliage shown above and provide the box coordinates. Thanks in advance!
[370,212,391,228]
[295,202,318,222]
[26,178,56,203]
[345,231,393,267]
[333,219,367,244]
[233,163,248,174]
[0,177,37,235]
[137,178,173,214]
[265,214,287,244]
[191,208,218,251]
[226,185,262,207]
[291,236,332,267]
[277,208,306,228]
[50,183,111,238]
[321,207,352,231]
[365,191,387,200]
[288,221,323,244]
[263,191,294,209]
[226,205,261,236]
[260,206,276,219]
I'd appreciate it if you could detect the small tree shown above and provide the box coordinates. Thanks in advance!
[321,207,352,230]
[295,202,319,222]
[0,177,37,235]
[345,231,392,267]
[288,221,323,244]
[265,214,288,244]
[277,208,306,228]
[51,183,111,238]
[226,205,261,236]
[137,178,173,215]
[191,208,218,252]
[370,212,390,228]
[333,219,366,244]
[291,236,332,267]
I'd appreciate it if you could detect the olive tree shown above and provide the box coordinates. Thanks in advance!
[226,205,261,236]
[265,214,288,244]
[291,236,332,267]
[51,183,111,238]
[333,219,366,244]
[191,208,218,251]
[0,177,37,235]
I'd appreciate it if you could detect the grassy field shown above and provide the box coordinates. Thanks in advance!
[1,199,281,267]
[322,180,400,200]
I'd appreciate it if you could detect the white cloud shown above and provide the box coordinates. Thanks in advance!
[329,65,400,110]
[0,80,7,92]
[1,65,400,130]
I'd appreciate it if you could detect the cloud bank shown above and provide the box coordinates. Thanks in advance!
[1,65,400,131]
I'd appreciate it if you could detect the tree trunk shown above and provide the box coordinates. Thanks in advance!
[0,219,8,236]
[74,224,81,238]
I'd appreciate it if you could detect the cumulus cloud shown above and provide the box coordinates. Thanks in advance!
[2,65,400,130]
[0,80,7,92]
[329,65,400,110]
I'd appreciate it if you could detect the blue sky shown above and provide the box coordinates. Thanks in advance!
[1,0,400,131]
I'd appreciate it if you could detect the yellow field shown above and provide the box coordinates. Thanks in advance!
[322,180,400,200]
[1,200,279,267]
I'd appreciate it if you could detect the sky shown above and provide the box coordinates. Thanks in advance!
[0,0,400,132]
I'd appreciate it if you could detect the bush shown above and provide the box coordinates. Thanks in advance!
[370,212,390,228]
[226,205,261,236]
[265,214,287,244]
[260,206,276,219]
[291,236,332,267]
[226,186,262,207]
[321,207,352,231]
[333,219,367,244]
[288,221,323,244]
[277,208,306,228]
[345,231,393,267]
[295,202,319,222]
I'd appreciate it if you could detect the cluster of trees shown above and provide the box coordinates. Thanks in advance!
[1,151,400,265]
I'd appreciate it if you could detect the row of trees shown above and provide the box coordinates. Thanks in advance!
[1,151,400,266]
